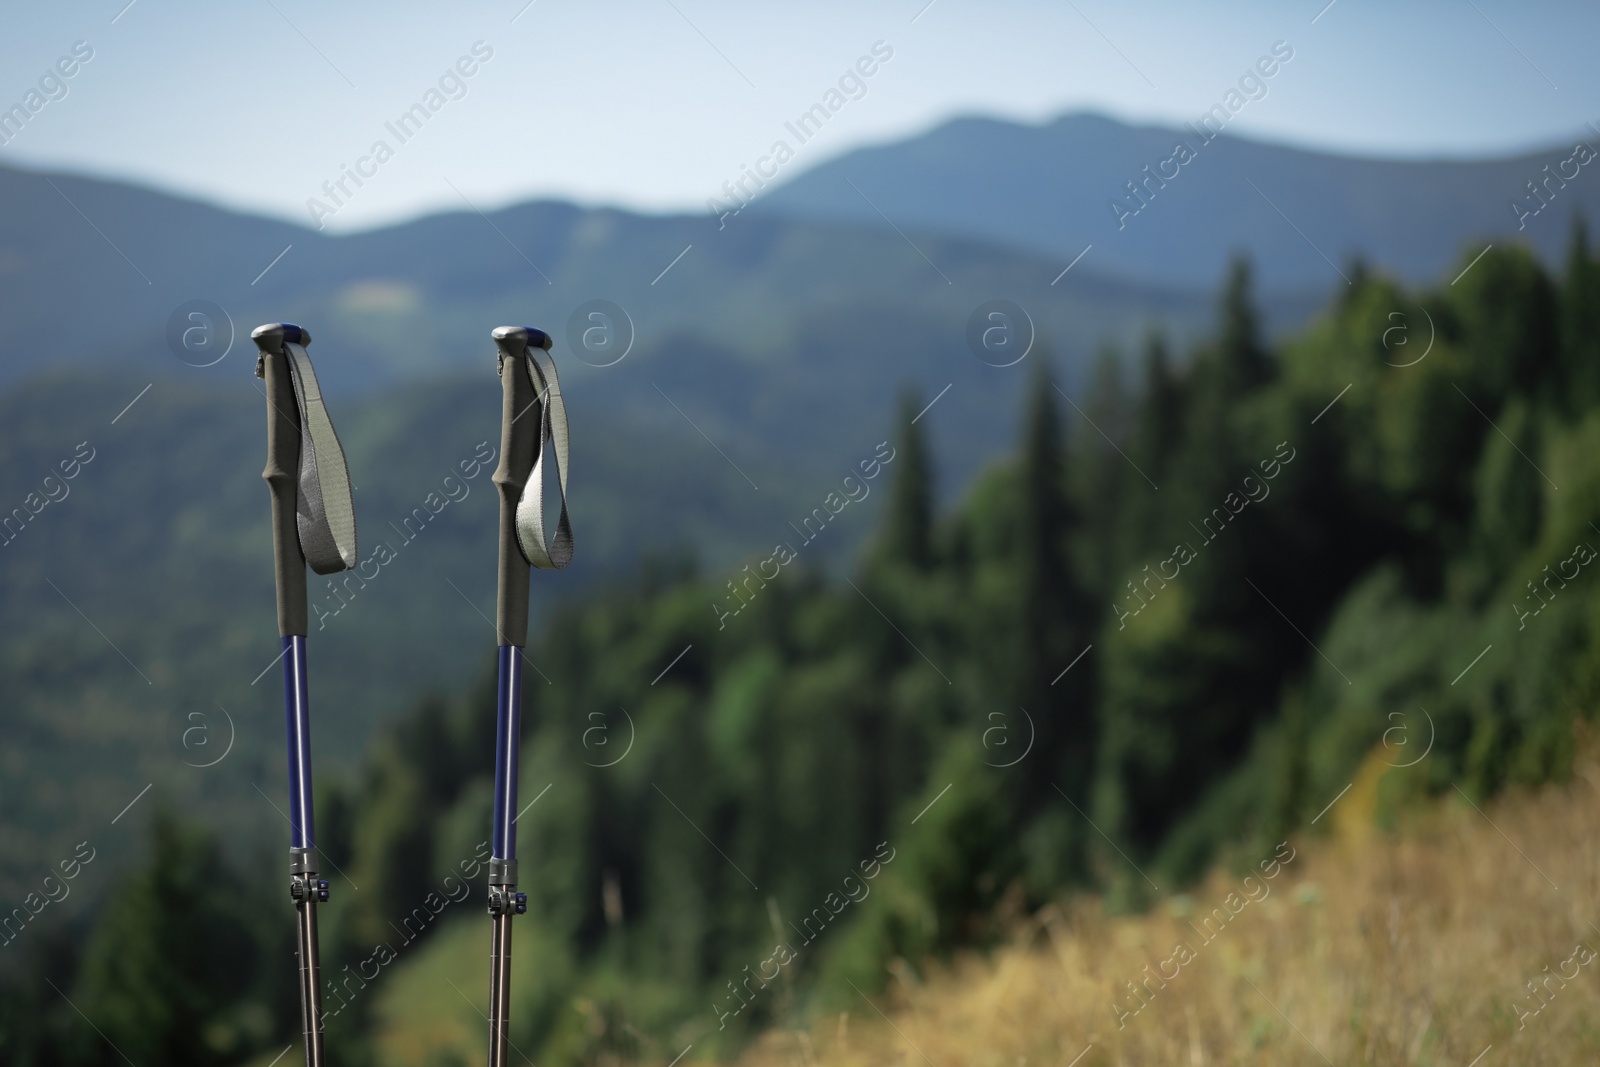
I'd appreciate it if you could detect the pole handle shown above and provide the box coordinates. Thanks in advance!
[256,324,309,637]
[491,327,549,646]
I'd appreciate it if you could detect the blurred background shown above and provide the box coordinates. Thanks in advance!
[4,1,1600,1064]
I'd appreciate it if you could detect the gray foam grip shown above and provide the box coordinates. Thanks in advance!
[493,343,539,646]
[261,348,309,637]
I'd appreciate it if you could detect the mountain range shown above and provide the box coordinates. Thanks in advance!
[752,111,1599,289]
[0,109,1593,909]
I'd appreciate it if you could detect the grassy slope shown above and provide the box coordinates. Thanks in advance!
[357,731,1600,1065]
[719,736,1600,1067]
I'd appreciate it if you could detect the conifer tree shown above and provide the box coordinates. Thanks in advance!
[1070,348,1131,592]
[1021,359,1073,636]
[1215,255,1273,396]
[76,810,261,1066]
[1118,329,1182,569]
[1017,360,1093,811]
[1168,270,1255,608]
[1561,214,1600,411]
[875,387,935,572]
[1452,245,1558,402]
[1131,329,1182,484]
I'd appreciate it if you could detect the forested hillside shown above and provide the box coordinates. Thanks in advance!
[6,226,1599,1066]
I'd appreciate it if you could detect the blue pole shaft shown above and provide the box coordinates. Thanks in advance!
[282,634,315,851]
[491,645,523,862]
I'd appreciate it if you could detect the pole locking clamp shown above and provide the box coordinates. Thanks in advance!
[290,874,331,904]
[487,885,527,916]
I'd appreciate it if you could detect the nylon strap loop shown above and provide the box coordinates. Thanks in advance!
[284,342,358,574]
[512,342,573,570]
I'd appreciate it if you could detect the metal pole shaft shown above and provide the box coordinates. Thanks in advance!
[283,634,325,1067]
[491,646,523,866]
[488,645,522,1067]
[284,635,315,853]
[297,898,326,1067]
[488,912,514,1067]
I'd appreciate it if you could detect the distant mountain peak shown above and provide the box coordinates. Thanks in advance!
[752,109,1596,288]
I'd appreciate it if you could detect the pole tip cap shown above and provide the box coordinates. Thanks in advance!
[492,325,552,351]
[251,322,311,352]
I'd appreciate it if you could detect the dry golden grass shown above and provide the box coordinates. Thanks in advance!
[734,744,1600,1067]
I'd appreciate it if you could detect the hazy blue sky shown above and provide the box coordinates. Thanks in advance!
[0,0,1595,231]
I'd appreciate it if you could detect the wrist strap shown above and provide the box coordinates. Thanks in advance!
[283,342,358,575]
[512,342,573,570]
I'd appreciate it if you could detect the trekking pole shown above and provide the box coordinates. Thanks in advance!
[253,323,359,1067]
[485,325,573,1067]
